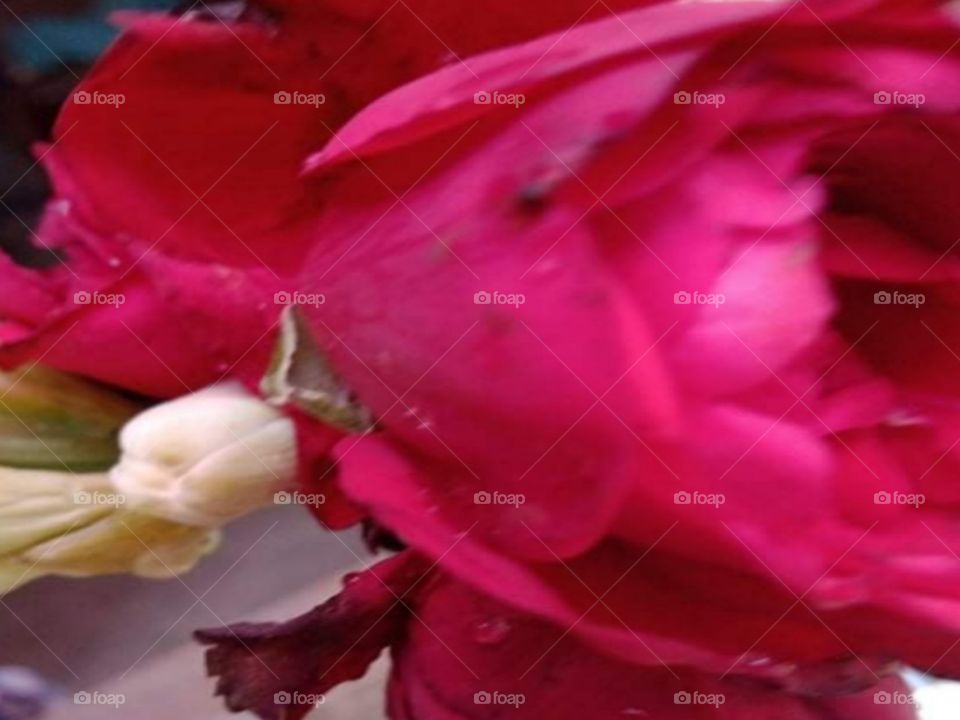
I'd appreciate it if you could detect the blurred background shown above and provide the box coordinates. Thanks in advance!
[0,0,169,267]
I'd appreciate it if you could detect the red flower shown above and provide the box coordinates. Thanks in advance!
[279,0,960,686]
[4,0,960,717]
[0,0,648,396]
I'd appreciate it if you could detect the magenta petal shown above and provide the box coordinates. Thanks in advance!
[390,574,915,720]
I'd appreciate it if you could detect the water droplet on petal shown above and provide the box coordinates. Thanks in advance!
[885,408,927,427]
[473,617,511,645]
[51,199,72,216]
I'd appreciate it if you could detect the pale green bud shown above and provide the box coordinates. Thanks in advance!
[0,366,139,471]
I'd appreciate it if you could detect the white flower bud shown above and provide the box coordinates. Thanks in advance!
[0,468,218,594]
[110,383,297,527]
[0,382,298,595]
[0,469,112,559]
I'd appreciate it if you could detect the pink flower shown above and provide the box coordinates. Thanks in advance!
[4,0,960,717]
[291,0,960,688]
[0,0,646,396]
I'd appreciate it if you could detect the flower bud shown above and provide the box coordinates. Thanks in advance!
[0,382,298,594]
[0,467,217,594]
[110,383,297,527]
[14,511,218,584]
[0,469,112,559]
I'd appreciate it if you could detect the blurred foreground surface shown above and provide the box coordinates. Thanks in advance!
[2,507,380,718]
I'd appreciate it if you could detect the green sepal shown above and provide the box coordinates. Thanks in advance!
[0,366,141,471]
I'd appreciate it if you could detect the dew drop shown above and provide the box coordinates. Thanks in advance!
[473,617,511,645]
[343,572,362,587]
[51,199,72,216]
[416,417,435,431]
[531,257,560,276]
[885,408,927,427]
